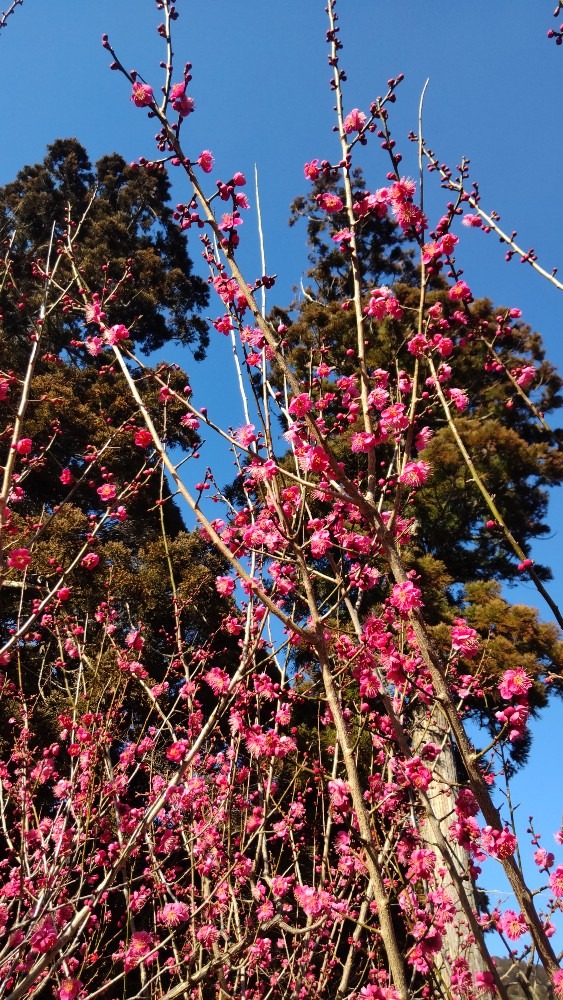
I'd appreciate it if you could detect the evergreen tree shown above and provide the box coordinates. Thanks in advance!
[0,138,209,364]
[276,171,562,642]
[0,141,235,748]
[283,170,563,590]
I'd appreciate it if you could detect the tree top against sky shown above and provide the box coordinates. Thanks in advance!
[1,2,562,356]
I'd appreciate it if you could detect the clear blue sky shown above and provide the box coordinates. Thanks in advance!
[2,0,562,946]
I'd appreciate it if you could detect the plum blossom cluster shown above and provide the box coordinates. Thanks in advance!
[312,172,427,236]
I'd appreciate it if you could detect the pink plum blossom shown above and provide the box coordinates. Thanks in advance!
[299,446,331,474]
[304,159,320,180]
[234,424,257,448]
[390,580,422,614]
[131,82,154,107]
[553,970,563,999]
[84,298,104,324]
[316,192,343,214]
[407,333,429,356]
[498,667,532,700]
[123,930,154,971]
[407,849,436,879]
[354,189,390,219]
[158,902,190,926]
[534,848,554,869]
[498,909,527,941]
[134,429,152,447]
[198,149,214,172]
[343,108,367,133]
[481,826,517,859]
[215,575,235,596]
[448,387,469,412]
[85,335,102,356]
[328,778,351,815]
[449,280,472,302]
[166,739,189,762]
[246,458,278,481]
[365,285,403,320]
[415,427,433,451]
[514,365,535,389]
[7,547,31,570]
[57,980,82,1000]
[170,82,195,116]
[97,483,117,503]
[462,214,482,227]
[294,884,329,916]
[204,667,231,695]
[388,177,427,233]
[389,176,416,199]
[288,393,313,418]
[310,529,332,557]
[103,323,129,345]
[380,403,410,433]
[30,916,58,953]
[549,865,563,897]
[81,553,100,570]
[475,971,497,995]
[398,461,430,487]
[15,437,32,455]
[218,212,242,231]
[351,432,377,453]
[451,619,480,659]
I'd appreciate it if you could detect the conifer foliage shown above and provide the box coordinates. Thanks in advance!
[0,138,209,362]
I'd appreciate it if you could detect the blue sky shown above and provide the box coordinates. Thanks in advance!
[2,0,563,946]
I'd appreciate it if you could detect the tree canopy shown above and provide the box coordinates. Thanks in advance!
[0,138,209,364]
[0,140,232,750]
[279,169,563,588]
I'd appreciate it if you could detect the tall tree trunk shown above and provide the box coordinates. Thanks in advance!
[415,707,488,984]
